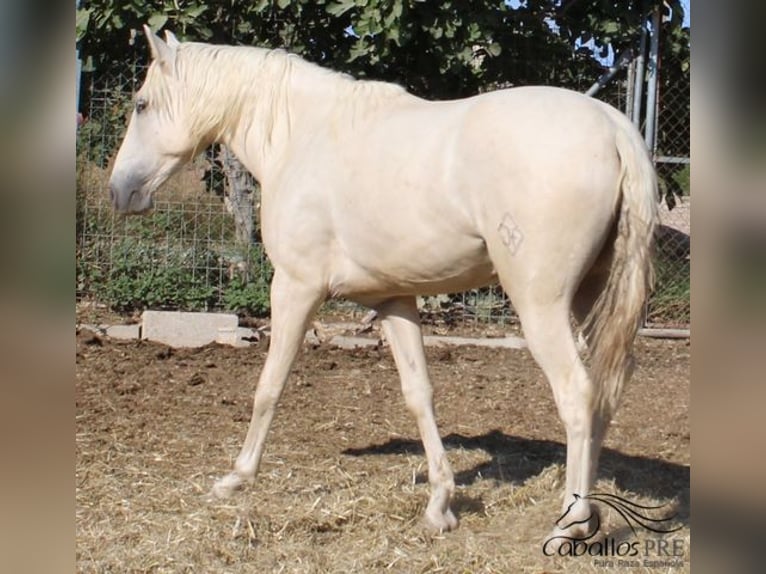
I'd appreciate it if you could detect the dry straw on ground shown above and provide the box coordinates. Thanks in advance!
[76,325,689,573]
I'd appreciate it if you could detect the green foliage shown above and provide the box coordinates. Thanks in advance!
[78,233,275,315]
[221,245,274,316]
[656,23,690,159]
[647,252,690,325]
[457,287,512,323]
[223,276,271,316]
[76,0,352,73]
[76,188,274,316]
[673,164,690,196]
[76,86,132,167]
[556,0,685,57]
[656,162,690,209]
[77,1,688,100]
[97,240,218,312]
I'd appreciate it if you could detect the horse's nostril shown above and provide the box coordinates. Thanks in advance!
[128,189,141,210]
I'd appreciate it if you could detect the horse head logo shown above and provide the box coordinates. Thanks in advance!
[547,492,682,548]
[553,493,602,542]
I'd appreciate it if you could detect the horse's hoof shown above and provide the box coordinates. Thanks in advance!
[424,508,459,533]
[210,472,246,499]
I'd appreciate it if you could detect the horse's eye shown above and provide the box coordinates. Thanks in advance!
[135,98,148,114]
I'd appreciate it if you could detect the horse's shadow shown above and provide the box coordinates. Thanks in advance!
[342,429,690,526]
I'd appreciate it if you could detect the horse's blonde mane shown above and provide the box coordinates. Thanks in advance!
[141,42,408,151]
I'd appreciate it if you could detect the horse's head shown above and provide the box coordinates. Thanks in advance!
[109,26,198,214]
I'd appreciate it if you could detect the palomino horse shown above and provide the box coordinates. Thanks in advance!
[110,27,657,539]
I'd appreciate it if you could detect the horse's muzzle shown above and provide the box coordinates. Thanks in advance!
[109,179,154,215]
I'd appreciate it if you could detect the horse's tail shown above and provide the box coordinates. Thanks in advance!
[585,109,658,419]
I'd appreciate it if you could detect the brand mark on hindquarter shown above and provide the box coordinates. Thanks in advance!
[498,213,524,255]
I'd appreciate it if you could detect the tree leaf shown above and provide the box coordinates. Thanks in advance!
[148,13,168,31]
[466,22,481,42]
[348,41,371,61]
[327,1,356,17]
[355,17,370,35]
[187,5,209,19]
[388,25,400,46]
[76,8,91,41]
[392,0,403,19]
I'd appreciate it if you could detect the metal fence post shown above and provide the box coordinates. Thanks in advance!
[644,6,661,152]
[631,9,648,127]
[625,58,635,117]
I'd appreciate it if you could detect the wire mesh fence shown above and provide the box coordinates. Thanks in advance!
[647,33,691,328]
[76,33,689,329]
[76,65,272,316]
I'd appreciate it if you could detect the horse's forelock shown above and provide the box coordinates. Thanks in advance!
[141,60,173,112]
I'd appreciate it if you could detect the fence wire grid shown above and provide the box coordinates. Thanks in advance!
[77,38,689,329]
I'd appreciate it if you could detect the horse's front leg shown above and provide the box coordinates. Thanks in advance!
[376,296,458,532]
[212,270,325,497]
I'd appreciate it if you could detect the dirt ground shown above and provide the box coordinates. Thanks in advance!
[76,322,690,573]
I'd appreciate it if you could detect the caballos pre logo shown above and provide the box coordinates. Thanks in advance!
[542,493,686,568]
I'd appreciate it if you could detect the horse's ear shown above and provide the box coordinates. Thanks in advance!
[143,24,176,72]
[164,30,181,49]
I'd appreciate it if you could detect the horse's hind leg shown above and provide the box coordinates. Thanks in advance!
[487,221,606,539]
[515,298,606,538]
[212,270,325,497]
[570,249,613,458]
[572,238,613,351]
[376,296,458,532]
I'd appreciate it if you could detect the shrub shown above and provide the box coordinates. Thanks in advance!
[96,240,218,312]
[221,244,273,316]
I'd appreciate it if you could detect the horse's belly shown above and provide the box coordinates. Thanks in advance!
[328,235,496,300]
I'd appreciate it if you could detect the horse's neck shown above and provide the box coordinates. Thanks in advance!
[222,56,346,184]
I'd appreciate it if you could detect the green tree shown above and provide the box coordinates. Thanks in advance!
[76,1,688,99]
